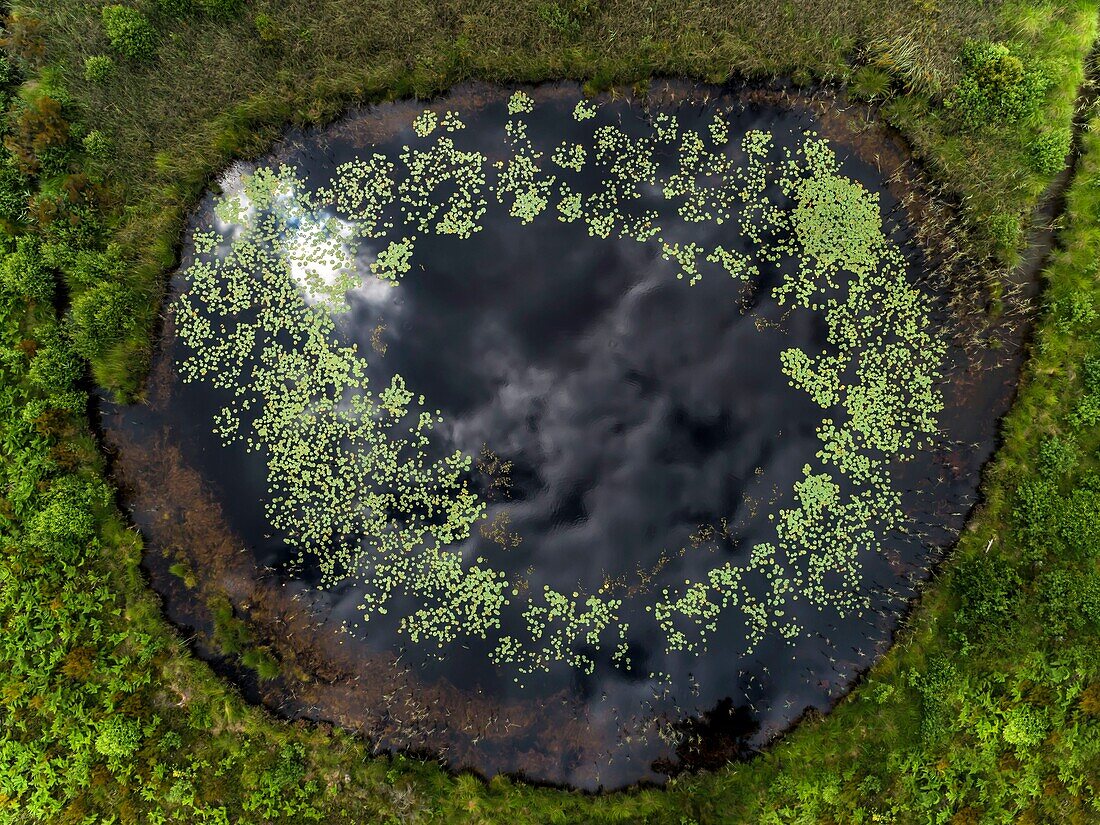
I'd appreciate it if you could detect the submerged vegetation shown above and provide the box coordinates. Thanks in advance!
[0,0,1097,821]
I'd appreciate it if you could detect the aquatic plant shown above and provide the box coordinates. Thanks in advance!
[175,92,945,679]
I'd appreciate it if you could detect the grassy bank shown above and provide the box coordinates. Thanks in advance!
[0,0,1099,822]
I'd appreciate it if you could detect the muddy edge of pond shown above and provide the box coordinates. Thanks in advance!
[96,78,1050,791]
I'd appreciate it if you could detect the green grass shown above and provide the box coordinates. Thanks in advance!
[1,0,1100,822]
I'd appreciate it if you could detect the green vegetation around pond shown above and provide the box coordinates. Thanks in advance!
[1,0,1100,822]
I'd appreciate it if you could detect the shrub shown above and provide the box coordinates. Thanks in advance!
[28,475,107,544]
[0,152,29,223]
[945,41,1049,130]
[83,55,115,83]
[28,333,81,391]
[101,6,158,61]
[1036,568,1100,637]
[536,2,581,36]
[1057,481,1100,558]
[95,716,143,759]
[951,553,1019,630]
[987,212,1019,256]
[1013,477,1059,538]
[0,236,52,303]
[1038,434,1078,478]
[82,130,113,159]
[4,93,70,174]
[1082,355,1100,394]
[1052,290,1097,332]
[1002,705,1049,750]
[1030,128,1072,176]
[910,655,957,741]
[69,281,141,360]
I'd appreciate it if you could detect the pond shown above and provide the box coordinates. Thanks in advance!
[102,82,1021,789]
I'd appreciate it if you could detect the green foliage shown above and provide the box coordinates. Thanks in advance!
[0,235,52,302]
[82,129,113,159]
[101,5,158,61]
[910,654,957,741]
[1038,433,1078,477]
[69,280,142,360]
[208,593,253,655]
[29,474,108,543]
[849,65,893,101]
[47,244,125,292]
[951,553,1019,633]
[1035,568,1100,637]
[1001,704,1049,750]
[1030,127,1071,175]
[241,648,281,680]
[986,211,1019,256]
[946,41,1049,130]
[536,2,583,37]
[0,55,18,88]
[27,328,82,390]
[95,716,143,758]
[83,54,115,83]
[0,153,29,224]
[253,11,280,42]
[1052,289,1097,331]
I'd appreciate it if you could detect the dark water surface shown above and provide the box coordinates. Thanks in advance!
[103,83,1020,789]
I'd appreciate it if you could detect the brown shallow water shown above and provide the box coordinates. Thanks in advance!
[100,81,1026,790]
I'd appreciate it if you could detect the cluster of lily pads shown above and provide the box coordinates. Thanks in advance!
[174,91,944,678]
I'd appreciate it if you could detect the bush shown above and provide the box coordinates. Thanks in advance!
[4,93,70,174]
[95,716,143,759]
[69,281,141,360]
[945,41,1049,130]
[1002,705,1049,750]
[987,212,1019,256]
[83,55,115,84]
[101,6,158,61]
[28,475,108,544]
[1082,355,1100,394]
[1057,481,1100,558]
[253,11,280,43]
[82,130,113,159]
[0,236,52,303]
[1052,290,1097,332]
[1036,568,1100,637]
[28,331,81,391]
[1013,477,1059,538]
[1038,434,1078,478]
[1030,128,1072,176]
[951,553,1019,631]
